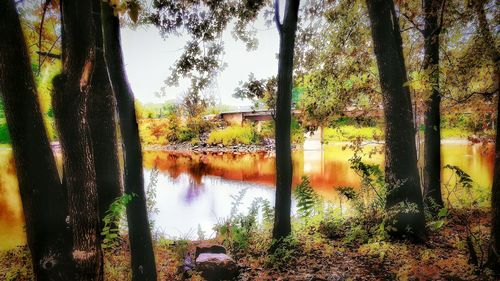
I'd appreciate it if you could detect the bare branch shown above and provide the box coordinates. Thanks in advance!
[37,51,61,59]
[401,12,424,34]
[39,35,61,66]
[274,0,283,34]
[437,0,447,32]
[37,0,51,75]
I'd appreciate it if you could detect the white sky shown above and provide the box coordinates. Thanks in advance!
[121,14,280,106]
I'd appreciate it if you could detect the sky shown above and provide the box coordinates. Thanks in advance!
[121,14,281,106]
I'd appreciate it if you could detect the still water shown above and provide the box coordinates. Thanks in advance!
[0,142,494,250]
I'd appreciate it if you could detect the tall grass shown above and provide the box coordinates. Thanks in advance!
[207,124,258,146]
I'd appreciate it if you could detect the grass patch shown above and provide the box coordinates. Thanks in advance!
[207,124,258,146]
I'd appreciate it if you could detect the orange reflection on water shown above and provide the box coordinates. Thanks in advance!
[0,143,495,251]
[0,150,25,251]
[143,145,384,200]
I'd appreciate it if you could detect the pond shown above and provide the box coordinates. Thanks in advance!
[0,142,494,250]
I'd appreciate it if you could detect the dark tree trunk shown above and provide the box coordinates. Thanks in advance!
[272,0,301,241]
[53,0,103,279]
[365,0,426,240]
[473,0,500,271]
[423,0,444,214]
[489,88,500,271]
[89,0,122,228]
[0,1,72,280]
[100,3,157,281]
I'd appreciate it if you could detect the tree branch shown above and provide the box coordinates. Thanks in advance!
[37,51,61,59]
[401,12,424,34]
[37,0,51,75]
[436,0,447,34]
[274,0,283,34]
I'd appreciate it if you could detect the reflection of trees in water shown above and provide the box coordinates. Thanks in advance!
[184,178,205,203]
[187,158,210,186]
[165,154,182,180]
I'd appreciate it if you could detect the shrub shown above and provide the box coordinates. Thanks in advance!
[291,118,305,144]
[266,235,299,269]
[207,124,258,146]
[324,125,383,142]
[177,127,196,142]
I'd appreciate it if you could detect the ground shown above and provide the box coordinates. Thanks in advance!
[1,209,497,281]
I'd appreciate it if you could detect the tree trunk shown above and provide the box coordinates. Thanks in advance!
[53,0,103,279]
[100,2,157,280]
[89,0,122,228]
[0,1,72,280]
[423,0,444,214]
[365,0,426,240]
[489,88,500,271]
[272,0,301,241]
[473,0,500,271]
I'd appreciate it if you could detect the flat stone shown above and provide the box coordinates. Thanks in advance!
[195,244,227,259]
[195,253,238,281]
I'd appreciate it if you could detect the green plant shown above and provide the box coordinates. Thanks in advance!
[443,164,488,208]
[177,126,196,142]
[442,165,489,272]
[0,122,10,144]
[348,156,387,214]
[214,190,274,255]
[146,167,159,233]
[427,207,448,231]
[101,193,136,250]
[197,224,205,240]
[291,118,305,144]
[325,156,390,244]
[294,176,319,219]
[323,125,383,142]
[266,235,299,269]
[318,216,345,239]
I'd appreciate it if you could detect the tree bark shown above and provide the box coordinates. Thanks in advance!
[89,0,123,228]
[473,0,500,271]
[0,1,72,280]
[489,81,500,271]
[53,0,103,279]
[272,0,301,241]
[365,0,427,240]
[100,2,157,280]
[423,0,444,214]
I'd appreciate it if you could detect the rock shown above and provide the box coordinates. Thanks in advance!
[195,253,238,281]
[195,244,227,259]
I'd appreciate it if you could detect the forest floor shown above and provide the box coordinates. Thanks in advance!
[1,209,498,281]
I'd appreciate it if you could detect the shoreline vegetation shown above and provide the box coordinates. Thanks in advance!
[1,116,495,151]
[1,207,495,280]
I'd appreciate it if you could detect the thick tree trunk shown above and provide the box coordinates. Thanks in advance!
[473,0,500,271]
[53,0,103,280]
[100,3,157,281]
[89,0,122,228]
[272,0,301,241]
[365,0,426,240]
[0,1,72,280]
[489,83,500,271]
[423,0,444,214]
